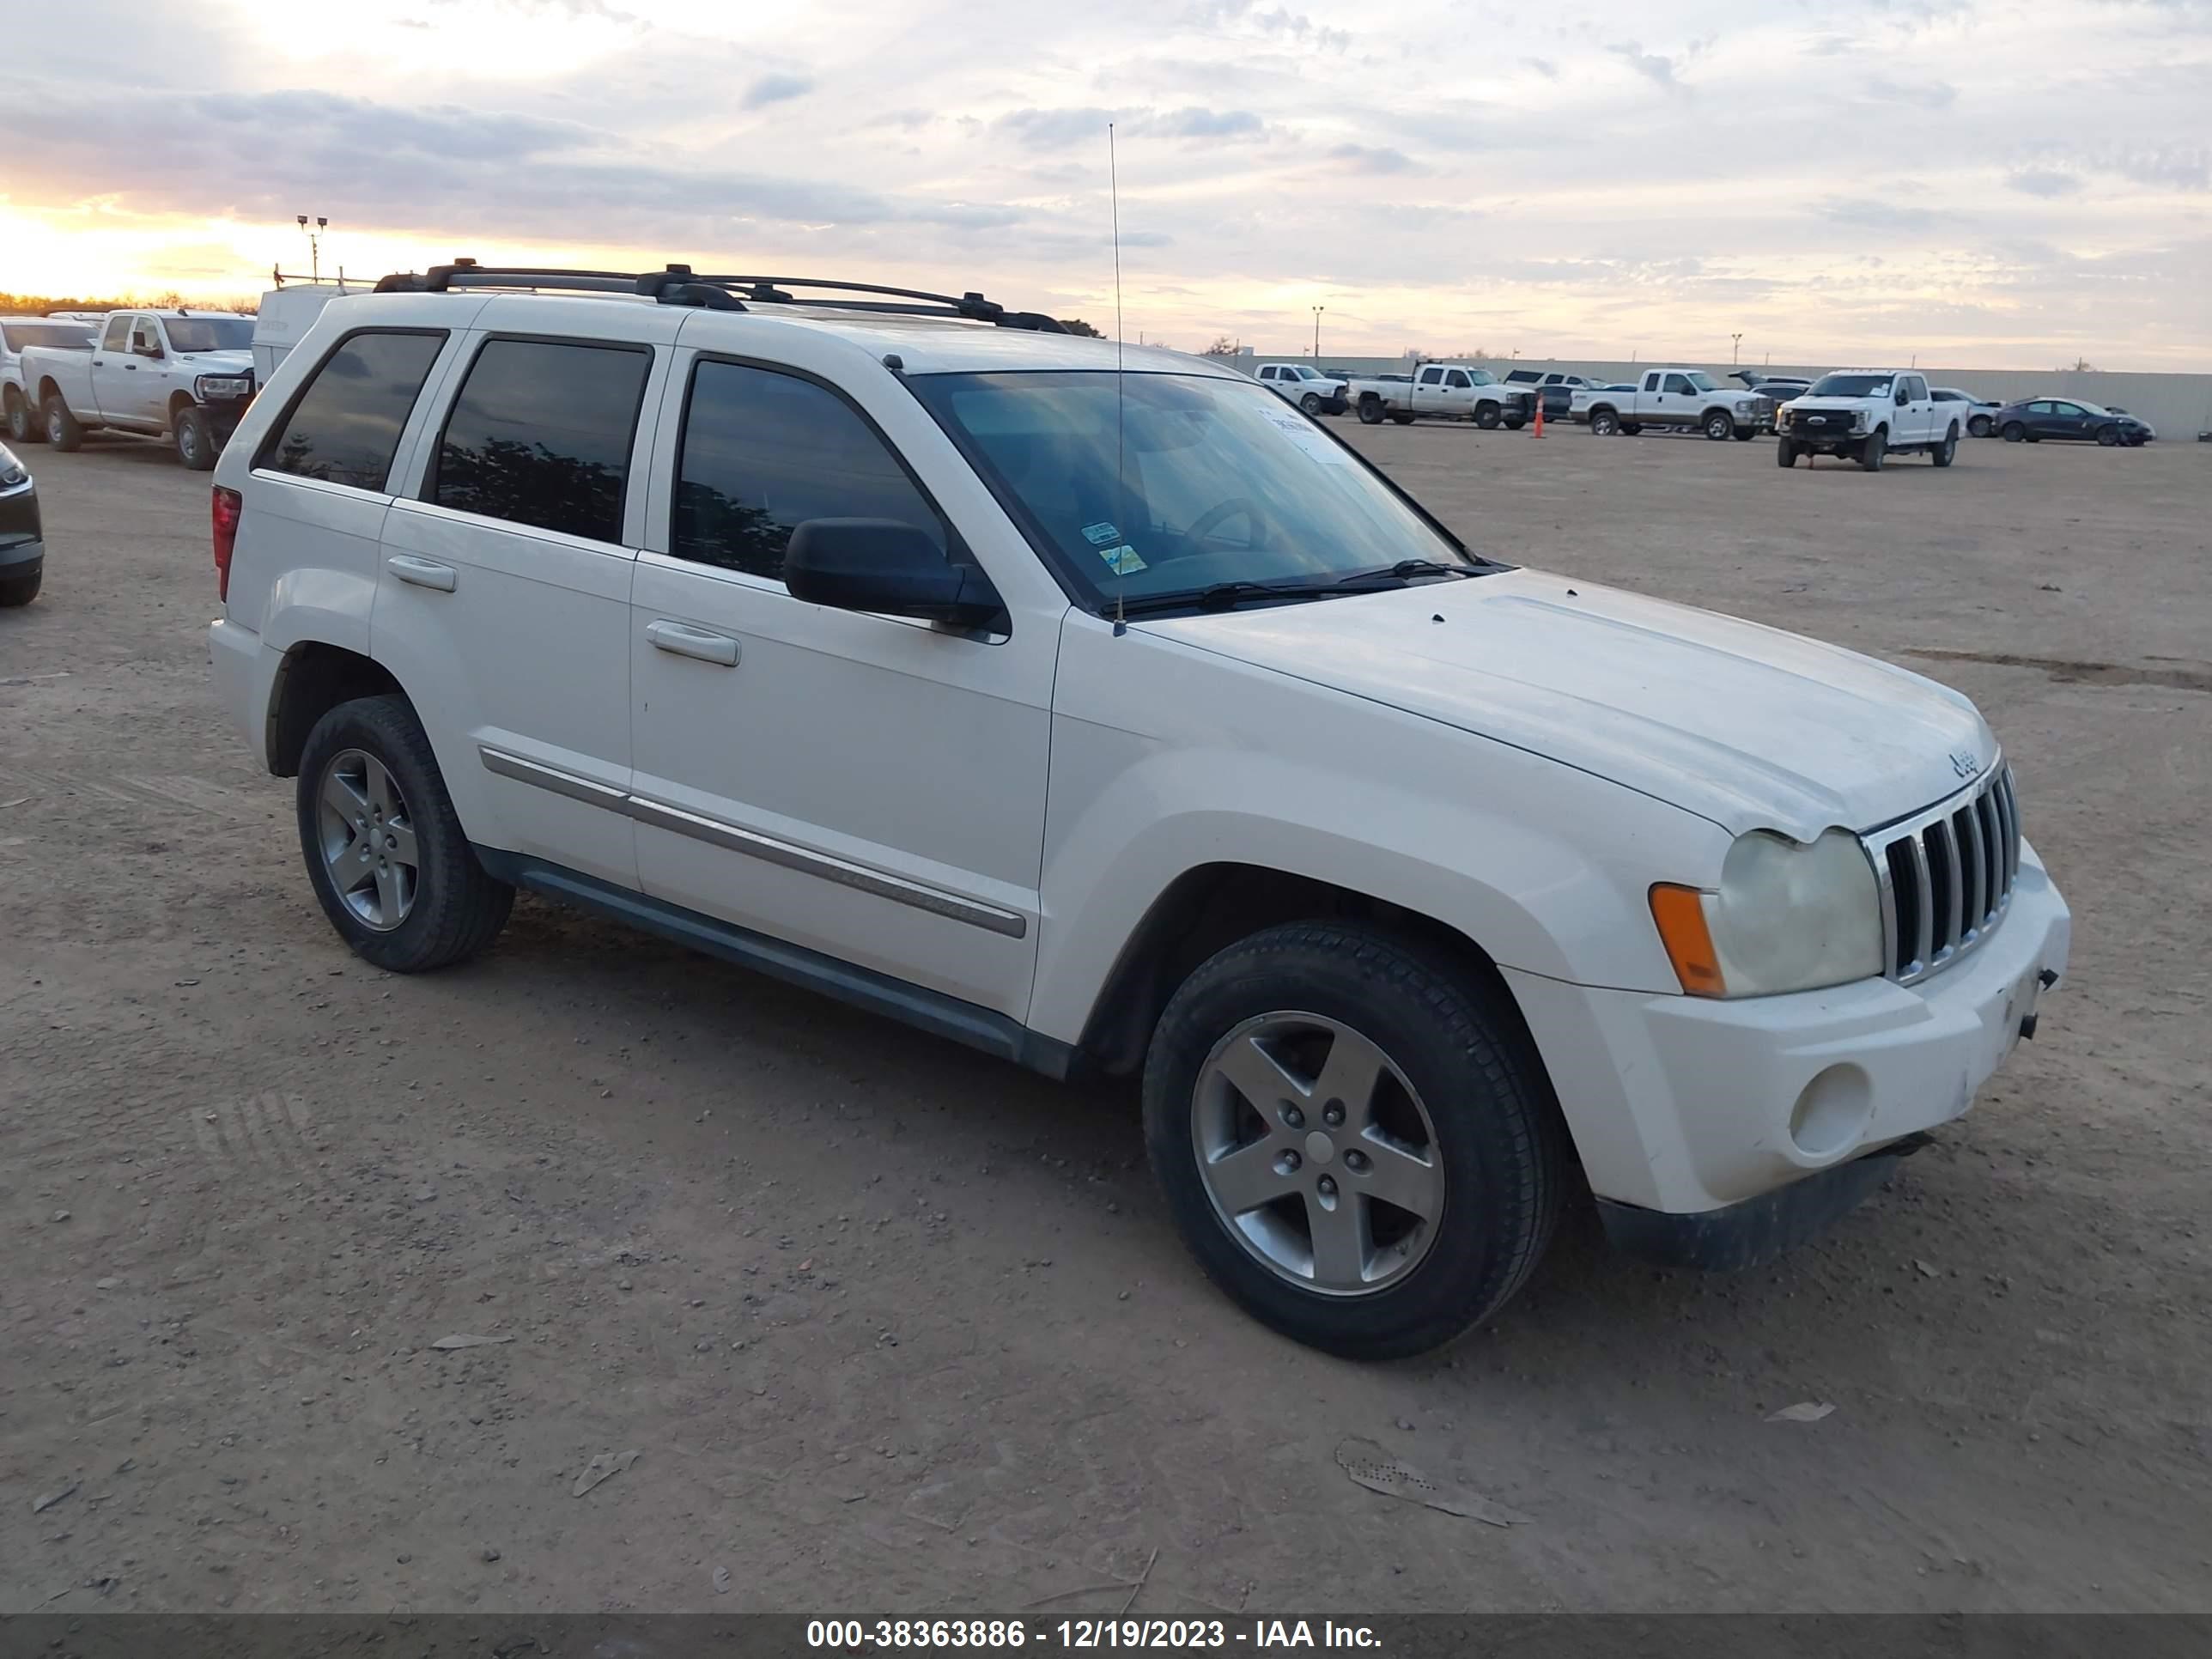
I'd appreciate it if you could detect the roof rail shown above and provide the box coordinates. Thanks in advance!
[370,258,1066,331]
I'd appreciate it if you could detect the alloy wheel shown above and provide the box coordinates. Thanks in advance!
[315,748,420,932]
[1190,1012,1444,1297]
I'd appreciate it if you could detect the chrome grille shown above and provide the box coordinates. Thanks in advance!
[1865,764,2021,986]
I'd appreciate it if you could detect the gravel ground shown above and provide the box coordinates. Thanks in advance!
[2,425,2206,1616]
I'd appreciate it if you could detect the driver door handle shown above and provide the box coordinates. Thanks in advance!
[647,620,741,666]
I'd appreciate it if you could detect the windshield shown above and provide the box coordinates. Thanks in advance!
[164,317,254,353]
[3,323,94,352]
[909,370,1474,610]
[1463,369,1499,386]
[1681,371,1719,392]
[1810,374,1895,398]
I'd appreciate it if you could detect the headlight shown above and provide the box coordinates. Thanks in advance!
[1649,830,1883,998]
[196,375,252,398]
[0,441,25,489]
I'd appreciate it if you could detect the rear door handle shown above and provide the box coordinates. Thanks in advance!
[647,620,740,666]
[386,555,457,592]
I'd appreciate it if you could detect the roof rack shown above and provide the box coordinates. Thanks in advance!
[371,259,1066,332]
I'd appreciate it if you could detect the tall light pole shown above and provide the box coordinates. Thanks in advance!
[297,215,329,283]
[1731,332,1743,366]
[1311,305,1324,360]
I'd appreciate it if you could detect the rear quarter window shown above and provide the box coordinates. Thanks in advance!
[259,331,447,492]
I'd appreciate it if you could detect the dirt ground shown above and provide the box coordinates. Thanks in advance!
[3,423,2207,1617]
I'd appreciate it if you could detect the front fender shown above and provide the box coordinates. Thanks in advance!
[1027,620,1729,1045]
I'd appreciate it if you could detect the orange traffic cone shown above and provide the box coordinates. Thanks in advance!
[1533,398,1545,438]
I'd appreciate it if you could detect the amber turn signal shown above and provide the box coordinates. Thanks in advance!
[1649,884,1727,998]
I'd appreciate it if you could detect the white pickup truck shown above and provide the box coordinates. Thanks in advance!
[21,308,258,471]
[1571,370,1775,441]
[1346,363,1535,429]
[1776,371,1962,471]
[2,315,98,445]
[1252,362,1350,416]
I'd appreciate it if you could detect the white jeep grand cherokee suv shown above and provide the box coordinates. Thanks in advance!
[206,262,2070,1358]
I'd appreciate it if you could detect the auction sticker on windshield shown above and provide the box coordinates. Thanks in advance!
[1261,408,1352,464]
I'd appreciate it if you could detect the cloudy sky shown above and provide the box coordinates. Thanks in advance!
[3,0,2207,367]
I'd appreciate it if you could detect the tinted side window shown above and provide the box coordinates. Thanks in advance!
[1663,374,1693,394]
[432,338,650,544]
[262,331,447,492]
[1445,369,1470,388]
[672,360,944,586]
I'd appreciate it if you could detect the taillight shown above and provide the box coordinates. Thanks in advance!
[211,485,241,601]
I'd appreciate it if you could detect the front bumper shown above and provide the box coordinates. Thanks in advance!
[1,478,40,571]
[1504,838,2070,1231]
[203,395,252,441]
[1779,416,1865,450]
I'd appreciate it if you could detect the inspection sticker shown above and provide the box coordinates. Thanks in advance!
[1262,409,1352,464]
[1080,521,1123,546]
[1096,544,1146,574]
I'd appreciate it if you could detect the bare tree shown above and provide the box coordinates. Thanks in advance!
[1059,318,1104,338]
[2058,356,2099,373]
[1201,335,1240,358]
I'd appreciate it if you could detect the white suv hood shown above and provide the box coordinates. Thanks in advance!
[1141,570,1994,841]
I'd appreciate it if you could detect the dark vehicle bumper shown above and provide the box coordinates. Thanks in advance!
[1316,395,1348,416]
[203,394,254,440]
[1598,1135,1929,1272]
[1,481,40,577]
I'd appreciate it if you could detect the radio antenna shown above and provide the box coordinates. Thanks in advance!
[1110,120,1127,637]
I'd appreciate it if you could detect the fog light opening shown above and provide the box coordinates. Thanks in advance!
[1790,1065,1874,1159]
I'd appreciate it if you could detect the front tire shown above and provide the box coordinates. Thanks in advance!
[1968,415,1993,439]
[1474,403,1502,430]
[1732,426,1755,441]
[1391,413,1414,426]
[1504,416,1526,430]
[2002,422,2026,442]
[1300,392,1323,416]
[44,395,83,452]
[1620,421,1642,435]
[2096,424,2120,447]
[1776,438,1798,468]
[1703,410,1733,441]
[296,694,514,973]
[1143,922,1565,1358]
[1931,424,1959,467]
[1859,427,1887,471]
[3,387,38,444]
[173,405,216,471]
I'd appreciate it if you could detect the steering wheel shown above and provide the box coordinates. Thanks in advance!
[1185,495,1266,545]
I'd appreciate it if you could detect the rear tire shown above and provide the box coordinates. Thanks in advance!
[1588,408,1620,436]
[0,568,40,607]
[2002,422,2026,442]
[3,387,38,444]
[44,395,83,452]
[1142,921,1565,1358]
[1931,424,1959,467]
[295,694,514,973]
[1859,427,1887,471]
[1703,410,1733,441]
[1357,397,1384,425]
[173,405,216,471]
[1776,438,1798,468]
[1474,403,1502,430]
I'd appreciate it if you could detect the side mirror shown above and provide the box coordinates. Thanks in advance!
[786,519,1004,631]
[1894,389,1910,405]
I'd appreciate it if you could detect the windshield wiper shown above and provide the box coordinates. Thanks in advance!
[1113,577,1404,617]
[1335,559,1475,585]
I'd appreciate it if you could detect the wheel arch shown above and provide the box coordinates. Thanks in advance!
[265,640,409,777]
[1073,861,1547,1084]
[168,389,198,422]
